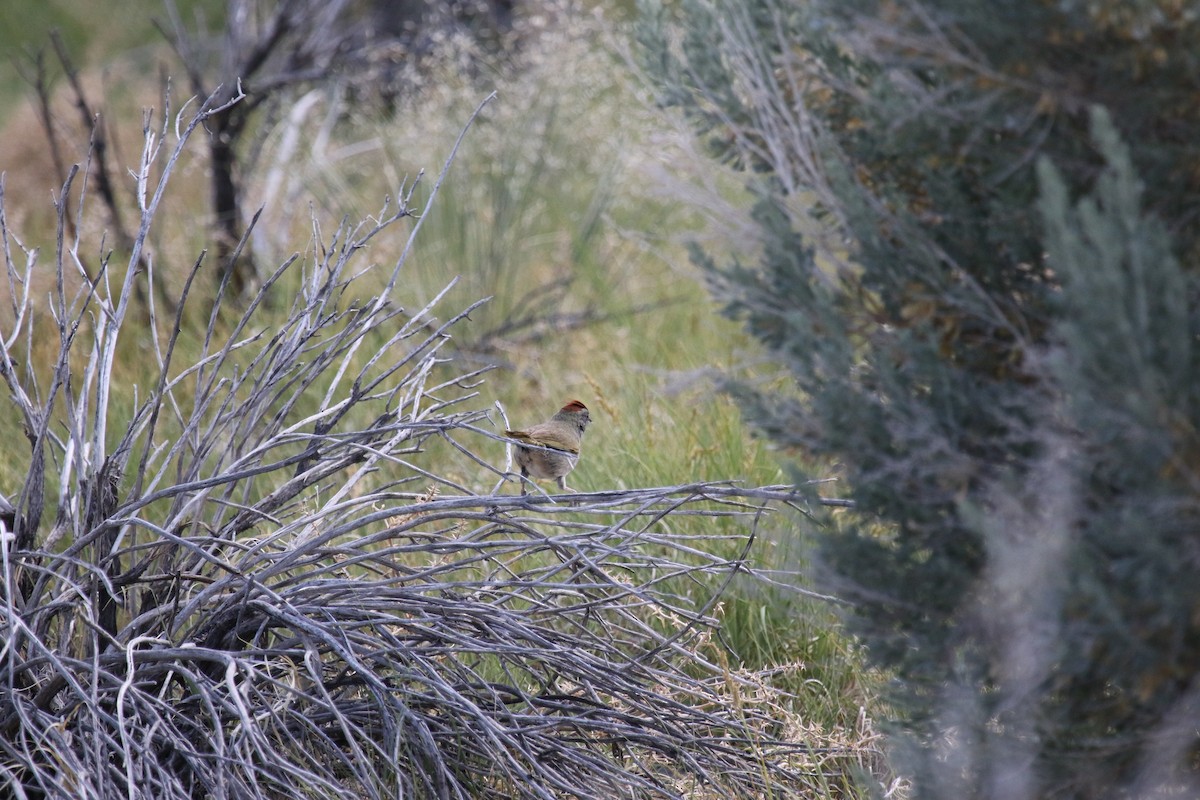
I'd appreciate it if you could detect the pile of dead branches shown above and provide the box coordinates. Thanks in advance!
[0,92,858,799]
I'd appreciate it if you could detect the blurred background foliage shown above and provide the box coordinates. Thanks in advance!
[638,0,1200,797]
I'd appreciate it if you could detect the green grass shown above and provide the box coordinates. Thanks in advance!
[0,0,224,115]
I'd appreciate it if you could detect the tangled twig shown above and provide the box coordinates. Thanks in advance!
[0,88,864,799]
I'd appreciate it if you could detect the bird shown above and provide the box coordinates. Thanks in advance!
[505,400,592,494]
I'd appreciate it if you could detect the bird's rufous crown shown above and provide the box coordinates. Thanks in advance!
[561,400,588,413]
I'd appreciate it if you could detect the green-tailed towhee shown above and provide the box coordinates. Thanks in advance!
[505,400,592,494]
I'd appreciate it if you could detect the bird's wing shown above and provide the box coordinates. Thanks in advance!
[504,428,579,453]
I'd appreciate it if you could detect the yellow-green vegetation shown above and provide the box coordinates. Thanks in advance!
[0,4,881,797]
[0,0,218,113]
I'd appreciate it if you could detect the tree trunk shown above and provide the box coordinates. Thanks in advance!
[210,111,257,298]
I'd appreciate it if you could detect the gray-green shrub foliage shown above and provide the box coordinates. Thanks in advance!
[638,0,1200,796]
